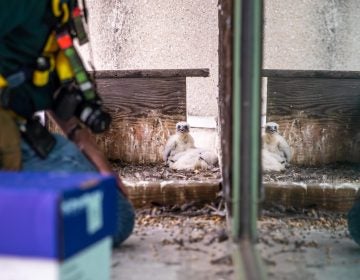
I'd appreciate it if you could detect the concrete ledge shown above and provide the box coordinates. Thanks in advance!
[263,182,360,213]
[188,116,217,128]
[124,178,360,212]
[124,179,221,208]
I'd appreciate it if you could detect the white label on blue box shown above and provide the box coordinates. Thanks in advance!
[62,190,104,234]
[0,237,111,280]
[60,237,111,280]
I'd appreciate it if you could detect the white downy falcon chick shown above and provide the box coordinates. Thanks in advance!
[163,121,219,170]
[169,147,219,171]
[163,121,195,163]
[169,148,208,171]
[262,122,291,171]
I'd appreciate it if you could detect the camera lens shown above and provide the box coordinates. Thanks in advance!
[53,86,112,133]
[89,110,111,133]
[79,105,111,133]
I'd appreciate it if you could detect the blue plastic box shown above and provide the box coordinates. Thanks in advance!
[0,172,118,259]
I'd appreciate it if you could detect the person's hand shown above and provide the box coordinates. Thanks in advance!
[47,112,130,199]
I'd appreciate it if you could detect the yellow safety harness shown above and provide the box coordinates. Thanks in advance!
[0,0,90,168]
[0,0,90,90]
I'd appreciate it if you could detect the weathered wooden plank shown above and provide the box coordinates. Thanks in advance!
[263,69,360,79]
[218,0,234,212]
[124,179,221,208]
[267,77,360,165]
[95,77,186,163]
[93,69,209,79]
[268,77,360,117]
[47,77,186,163]
[97,78,186,120]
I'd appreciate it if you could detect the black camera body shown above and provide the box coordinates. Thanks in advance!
[19,118,56,159]
[52,85,111,134]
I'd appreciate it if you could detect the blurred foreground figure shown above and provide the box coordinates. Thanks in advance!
[0,0,134,246]
[348,197,360,246]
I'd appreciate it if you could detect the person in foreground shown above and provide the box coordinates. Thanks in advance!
[348,197,360,246]
[0,0,134,246]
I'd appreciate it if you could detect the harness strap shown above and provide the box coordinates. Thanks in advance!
[32,32,58,87]
[0,0,87,163]
[0,75,8,88]
[0,0,91,111]
[0,32,58,90]
[52,0,70,24]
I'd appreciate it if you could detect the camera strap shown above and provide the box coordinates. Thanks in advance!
[55,29,97,102]
[51,0,101,102]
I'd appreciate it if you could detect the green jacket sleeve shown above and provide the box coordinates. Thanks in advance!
[0,0,50,75]
[0,1,28,39]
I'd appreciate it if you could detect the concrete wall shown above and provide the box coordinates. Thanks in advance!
[263,0,360,70]
[262,1,360,128]
[81,0,219,118]
[80,1,360,120]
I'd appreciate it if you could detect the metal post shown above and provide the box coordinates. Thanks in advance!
[232,0,262,242]
[231,0,266,278]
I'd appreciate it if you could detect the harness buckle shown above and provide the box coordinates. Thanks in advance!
[33,56,52,87]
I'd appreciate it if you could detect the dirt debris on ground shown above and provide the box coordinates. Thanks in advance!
[138,190,227,217]
[257,207,360,280]
[112,204,360,280]
[258,207,349,247]
[112,205,234,280]
[263,162,360,184]
[111,160,222,182]
[135,211,229,248]
[112,160,360,185]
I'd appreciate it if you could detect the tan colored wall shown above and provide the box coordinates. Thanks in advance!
[81,0,219,118]
[262,1,360,128]
[263,0,360,70]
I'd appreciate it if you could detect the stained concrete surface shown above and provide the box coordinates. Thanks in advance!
[111,210,360,280]
[257,211,360,280]
[108,176,360,280]
[111,213,234,280]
